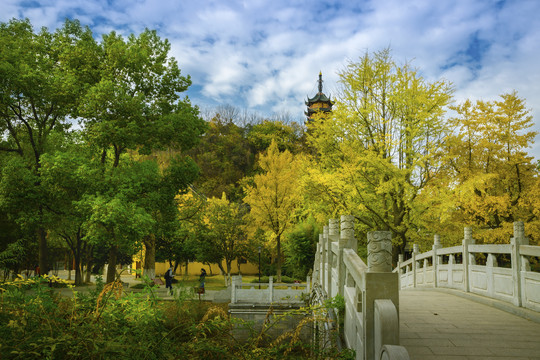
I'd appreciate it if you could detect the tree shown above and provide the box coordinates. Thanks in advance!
[441,92,538,243]
[246,119,304,154]
[283,218,320,279]
[188,114,254,201]
[39,141,99,285]
[200,193,247,285]
[305,49,453,260]
[243,140,300,282]
[0,19,98,274]
[138,155,199,280]
[78,28,205,282]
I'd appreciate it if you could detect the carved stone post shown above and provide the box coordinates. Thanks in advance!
[324,226,331,293]
[341,215,356,251]
[412,244,419,288]
[511,221,528,307]
[319,234,326,289]
[432,235,441,288]
[367,231,392,273]
[397,254,404,289]
[463,227,472,292]
[268,276,274,303]
[364,231,398,360]
[328,219,339,297]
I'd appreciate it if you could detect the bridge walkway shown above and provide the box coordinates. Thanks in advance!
[400,289,540,360]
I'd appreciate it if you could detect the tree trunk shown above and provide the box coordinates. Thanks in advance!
[74,253,83,285]
[276,234,282,282]
[217,262,229,286]
[143,235,156,280]
[85,245,94,283]
[38,226,49,275]
[106,246,118,283]
[205,262,214,276]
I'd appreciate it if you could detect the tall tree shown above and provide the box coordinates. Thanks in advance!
[305,49,453,260]
[200,193,247,285]
[78,28,205,282]
[188,114,254,201]
[39,141,99,285]
[243,140,300,282]
[442,92,538,242]
[0,19,98,274]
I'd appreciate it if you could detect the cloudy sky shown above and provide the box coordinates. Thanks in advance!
[2,0,540,157]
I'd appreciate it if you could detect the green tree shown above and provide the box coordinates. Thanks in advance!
[188,114,254,201]
[139,155,199,279]
[243,140,300,282]
[78,28,205,282]
[283,218,320,279]
[246,119,304,154]
[39,141,99,285]
[0,19,98,274]
[305,49,453,260]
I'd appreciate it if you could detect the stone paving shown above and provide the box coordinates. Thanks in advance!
[400,289,540,360]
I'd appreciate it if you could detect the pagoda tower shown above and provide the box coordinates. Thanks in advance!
[305,71,333,122]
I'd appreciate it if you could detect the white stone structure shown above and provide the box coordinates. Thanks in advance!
[230,275,310,304]
[313,216,410,360]
[397,221,540,312]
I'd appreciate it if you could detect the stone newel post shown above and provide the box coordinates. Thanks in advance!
[324,226,330,291]
[511,221,528,307]
[367,231,392,273]
[462,227,472,292]
[328,219,339,297]
[433,235,442,288]
[364,230,398,360]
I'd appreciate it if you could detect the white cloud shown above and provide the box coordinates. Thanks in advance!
[2,0,540,156]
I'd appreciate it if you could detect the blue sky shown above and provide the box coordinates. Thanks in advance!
[2,0,540,157]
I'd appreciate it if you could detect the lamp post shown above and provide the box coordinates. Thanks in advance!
[258,246,261,289]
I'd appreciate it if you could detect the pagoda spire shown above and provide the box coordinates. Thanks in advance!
[305,71,333,122]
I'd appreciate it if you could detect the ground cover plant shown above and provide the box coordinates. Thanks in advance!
[0,276,353,359]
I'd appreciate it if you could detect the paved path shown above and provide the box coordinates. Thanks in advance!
[400,289,540,360]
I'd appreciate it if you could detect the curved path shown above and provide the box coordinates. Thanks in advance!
[400,289,540,360]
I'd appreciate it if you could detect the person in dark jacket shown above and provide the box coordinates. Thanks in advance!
[199,268,207,293]
[165,267,174,295]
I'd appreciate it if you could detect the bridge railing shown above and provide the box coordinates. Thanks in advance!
[396,221,540,312]
[313,216,410,360]
[230,275,310,304]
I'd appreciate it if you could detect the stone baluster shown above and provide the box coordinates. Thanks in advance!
[433,235,441,288]
[324,225,331,295]
[412,244,419,288]
[320,233,325,288]
[268,276,274,303]
[463,227,472,292]
[397,254,404,289]
[338,216,354,297]
[511,221,528,307]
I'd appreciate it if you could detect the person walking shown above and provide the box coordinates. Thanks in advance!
[165,266,174,295]
[199,268,207,293]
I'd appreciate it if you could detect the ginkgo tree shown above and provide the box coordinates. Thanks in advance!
[243,140,301,282]
[305,48,453,260]
[442,92,538,243]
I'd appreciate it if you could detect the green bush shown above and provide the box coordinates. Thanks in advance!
[250,275,297,284]
[0,276,352,359]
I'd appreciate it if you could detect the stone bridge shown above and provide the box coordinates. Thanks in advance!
[313,216,540,360]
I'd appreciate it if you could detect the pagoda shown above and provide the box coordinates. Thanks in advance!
[305,71,333,122]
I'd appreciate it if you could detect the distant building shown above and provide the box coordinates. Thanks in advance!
[305,71,334,122]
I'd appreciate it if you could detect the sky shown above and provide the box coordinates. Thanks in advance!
[2,0,540,157]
